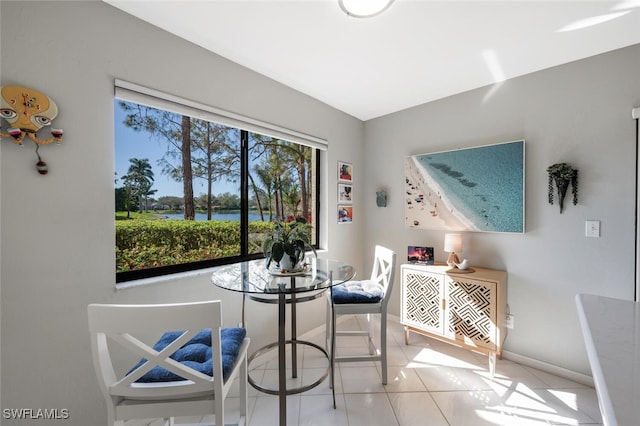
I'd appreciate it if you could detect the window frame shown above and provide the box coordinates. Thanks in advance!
[114,80,325,283]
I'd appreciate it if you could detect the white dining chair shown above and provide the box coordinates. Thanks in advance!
[326,245,396,386]
[88,300,249,426]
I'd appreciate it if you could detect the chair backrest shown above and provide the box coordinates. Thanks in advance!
[88,300,224,400]
[368,245,396,306]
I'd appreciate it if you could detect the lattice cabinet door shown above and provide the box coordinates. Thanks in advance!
[401,267,444,335]
[445,276,497,351]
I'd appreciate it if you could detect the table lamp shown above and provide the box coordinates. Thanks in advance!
[444,233,462,269]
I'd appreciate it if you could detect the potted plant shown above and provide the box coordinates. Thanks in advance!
[262,218,317,271]
[547,162,578,213]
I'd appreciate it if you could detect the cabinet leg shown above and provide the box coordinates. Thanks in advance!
[489,351,496,377]
[403,326,409,345]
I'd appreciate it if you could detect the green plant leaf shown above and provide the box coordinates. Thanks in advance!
[271,242,285,262]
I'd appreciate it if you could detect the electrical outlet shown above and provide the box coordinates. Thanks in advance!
[506,314,514,329]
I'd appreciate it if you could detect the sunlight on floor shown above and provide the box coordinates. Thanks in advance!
[129,314,602,426]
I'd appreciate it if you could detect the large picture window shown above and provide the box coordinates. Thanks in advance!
[114,81,322,283]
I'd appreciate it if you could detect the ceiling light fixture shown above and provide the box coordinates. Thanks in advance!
[338,0,395,18]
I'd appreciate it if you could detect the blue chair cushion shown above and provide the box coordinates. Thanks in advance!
[332,280,384,304]
[128,327,246,383]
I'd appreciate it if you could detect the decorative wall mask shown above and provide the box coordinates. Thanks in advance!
[547,162,578,213]
[0,85,64,174]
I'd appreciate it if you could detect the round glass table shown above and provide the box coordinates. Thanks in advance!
[211,258,355,426]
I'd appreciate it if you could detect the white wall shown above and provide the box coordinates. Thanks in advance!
[0,2,364,424]
[364,44,640,375]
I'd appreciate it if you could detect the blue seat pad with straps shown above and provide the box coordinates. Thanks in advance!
[127,327,246,383]
[332,280,384,304]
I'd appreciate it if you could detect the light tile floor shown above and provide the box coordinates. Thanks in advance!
[136,315,603,426]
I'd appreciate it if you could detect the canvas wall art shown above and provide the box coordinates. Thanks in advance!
[338,183,353,203]
[405,140,524,233]
[338,205,353,223]
[338,161,352,182]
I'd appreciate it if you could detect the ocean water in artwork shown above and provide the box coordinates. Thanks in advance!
[409,140,524,233]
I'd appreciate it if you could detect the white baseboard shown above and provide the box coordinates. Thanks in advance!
[502,350,594,387]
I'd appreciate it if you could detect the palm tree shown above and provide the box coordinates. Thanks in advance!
[251,136,312,221]
[127,157,155,212]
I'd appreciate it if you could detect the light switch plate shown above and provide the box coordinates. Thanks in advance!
[585,220,600,237]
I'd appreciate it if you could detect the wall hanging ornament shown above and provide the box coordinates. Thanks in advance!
[0,85,64,175]
[547,162,578,213]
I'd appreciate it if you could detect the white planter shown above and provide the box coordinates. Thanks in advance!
[278,256,302,272]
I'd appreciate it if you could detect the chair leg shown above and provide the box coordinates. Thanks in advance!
[239,352,248,423]
[108,410,120,426]
[330,303,337,409]
[215,389,224,426]
[325,299,331,352]
[367,313,375,355]
[326,298,332,390]
[381,313,387,385]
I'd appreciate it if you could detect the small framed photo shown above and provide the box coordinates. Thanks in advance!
[338,205,353,223]
[407,246,434,264]
[338,183,353,203]
[338,161,353,182]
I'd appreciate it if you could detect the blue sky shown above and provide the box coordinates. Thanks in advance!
[114,102,236,199]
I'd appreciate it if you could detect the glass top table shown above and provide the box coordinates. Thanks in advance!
[211,258,355,426]
[210,257,356,295]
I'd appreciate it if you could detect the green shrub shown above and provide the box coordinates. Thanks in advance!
[116,219,275,272]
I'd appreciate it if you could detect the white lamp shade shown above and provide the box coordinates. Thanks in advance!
[338,0,395,18]
[444,233,462,253]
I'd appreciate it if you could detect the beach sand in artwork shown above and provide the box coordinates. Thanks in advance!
[404,156,479,231]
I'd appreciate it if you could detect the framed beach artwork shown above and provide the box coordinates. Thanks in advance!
[338,205,353,223]
[405,140,525,233]
[338,183,353,203]
[338,161,353,182]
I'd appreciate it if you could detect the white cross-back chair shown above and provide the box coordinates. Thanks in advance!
[88,300,249,426]
[326,245,396,387]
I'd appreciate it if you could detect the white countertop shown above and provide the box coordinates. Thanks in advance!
[575,293,640,426]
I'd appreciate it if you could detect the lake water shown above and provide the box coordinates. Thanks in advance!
[161,212,265,222]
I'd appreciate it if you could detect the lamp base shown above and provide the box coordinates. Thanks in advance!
[446,252,460,269]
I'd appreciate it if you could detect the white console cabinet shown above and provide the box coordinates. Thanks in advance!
[400,263,508,374]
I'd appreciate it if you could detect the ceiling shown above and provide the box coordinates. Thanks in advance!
[103,0,640,121]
